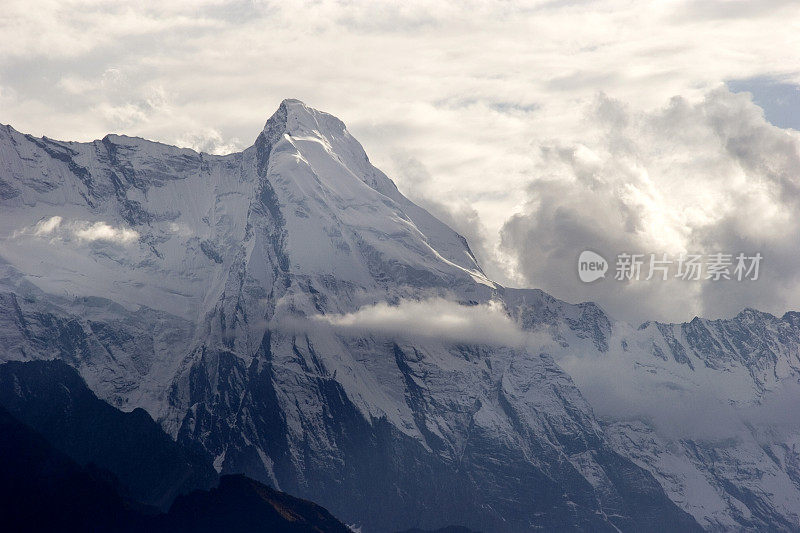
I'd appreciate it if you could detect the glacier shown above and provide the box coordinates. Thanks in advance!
[0,98,798,531]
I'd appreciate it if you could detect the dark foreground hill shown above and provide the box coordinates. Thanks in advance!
[0,360,352,533]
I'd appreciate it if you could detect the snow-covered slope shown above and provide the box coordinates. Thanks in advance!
[0,99,794,531]
[575,311,800,531]
[506,289,800,531]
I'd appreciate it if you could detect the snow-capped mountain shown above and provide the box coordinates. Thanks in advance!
[0,99,796,531]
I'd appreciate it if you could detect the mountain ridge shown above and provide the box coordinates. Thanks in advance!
[0,99,797,531]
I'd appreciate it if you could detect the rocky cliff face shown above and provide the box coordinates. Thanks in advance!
[0,99,793,531]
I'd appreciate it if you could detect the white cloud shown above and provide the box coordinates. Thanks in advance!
[501,88,800,322]
[56,76,95,95]
[310,298,546,347]
[167,222,193,237]
[33,215,63,236]
[94,84,172,129]
[175,127,242,155]
[72,221,139,243]
[16,216,139,245]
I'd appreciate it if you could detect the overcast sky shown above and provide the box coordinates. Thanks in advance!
[2,0,800,323]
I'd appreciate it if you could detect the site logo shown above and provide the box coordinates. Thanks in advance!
[578,250,608,283]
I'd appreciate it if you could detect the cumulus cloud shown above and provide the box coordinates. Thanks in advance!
[17,216,139,245]
[167,222,193,237]
[310,298,547,347]
[94,84,172,129]
[175,127,243,155]
[388,153,508,281]
[501,88,800,322]
[72,221,139,243]
[33,215,63,236]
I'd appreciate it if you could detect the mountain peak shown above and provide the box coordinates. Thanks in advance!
[258,98,347,146]
[280,97,305,106]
